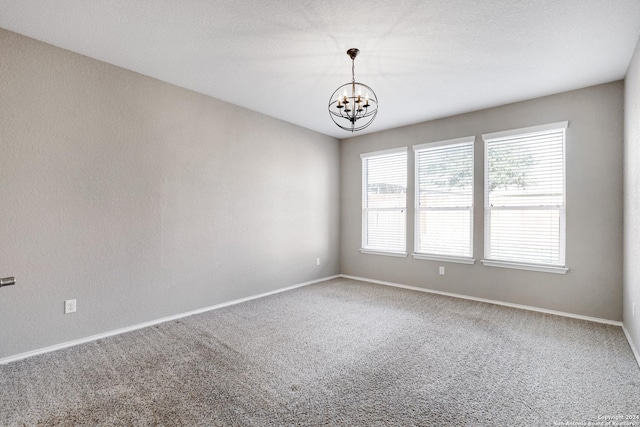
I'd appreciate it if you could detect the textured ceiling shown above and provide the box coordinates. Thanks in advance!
[1,0,640,139]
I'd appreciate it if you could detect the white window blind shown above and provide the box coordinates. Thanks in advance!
[361,148,407,254]
[414,137,474,259]
[483,122,567,269]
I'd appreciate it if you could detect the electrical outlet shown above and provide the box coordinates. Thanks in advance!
[439,266,445,275]
[316,258,320,266]
[64,299,76,314]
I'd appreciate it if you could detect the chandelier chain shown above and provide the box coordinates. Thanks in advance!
[352,58,355,83]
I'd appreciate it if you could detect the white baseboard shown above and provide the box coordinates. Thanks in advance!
[0,275,339,365]
[622,325,640,369]
[339,274,623,326]
[4,273,632,367]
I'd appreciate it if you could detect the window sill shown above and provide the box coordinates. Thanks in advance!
[481,260,568,274]
[359,249,408,258]
[412,254,476,265]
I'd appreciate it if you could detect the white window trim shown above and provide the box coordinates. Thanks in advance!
[413,136,475,260]
[360,249,408,258]
[412,253,476,264]
[481,121,568,141]
[481,259,568,274]
[361,147,408,256]
[413,135,476,152]
[360,146,407,159]
[482,121,569,272]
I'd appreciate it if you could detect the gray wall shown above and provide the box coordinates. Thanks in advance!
[0,29,340,359]
[624,37,640,353]
[341,82,624,321]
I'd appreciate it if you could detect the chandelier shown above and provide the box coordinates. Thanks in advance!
[328,48,379,132]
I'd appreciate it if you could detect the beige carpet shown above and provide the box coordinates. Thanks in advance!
[1,278,639,426]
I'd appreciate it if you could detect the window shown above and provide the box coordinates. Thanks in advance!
[482,122,568,274]
[413,136,475,263]
[361,147,407,256]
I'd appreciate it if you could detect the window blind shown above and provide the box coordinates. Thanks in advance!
[483,123,567,267]
[361,148,407,254]
[414,137,474,258]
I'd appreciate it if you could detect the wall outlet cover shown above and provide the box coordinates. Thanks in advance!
[64,299,76,314]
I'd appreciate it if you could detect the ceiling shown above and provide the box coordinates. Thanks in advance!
[1,0,640,139]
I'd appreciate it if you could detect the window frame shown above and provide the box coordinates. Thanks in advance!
[360,147,408,257]
[481,121,569,274]
[412,136,476,265]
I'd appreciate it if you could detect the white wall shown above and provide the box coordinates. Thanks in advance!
[624,36,640,355]
[0,29,340,359]
[341,82,624,321]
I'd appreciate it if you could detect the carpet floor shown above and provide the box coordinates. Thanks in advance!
[1,278,639,426]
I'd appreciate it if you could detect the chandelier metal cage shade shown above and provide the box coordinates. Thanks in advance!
[328,48,378,132]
